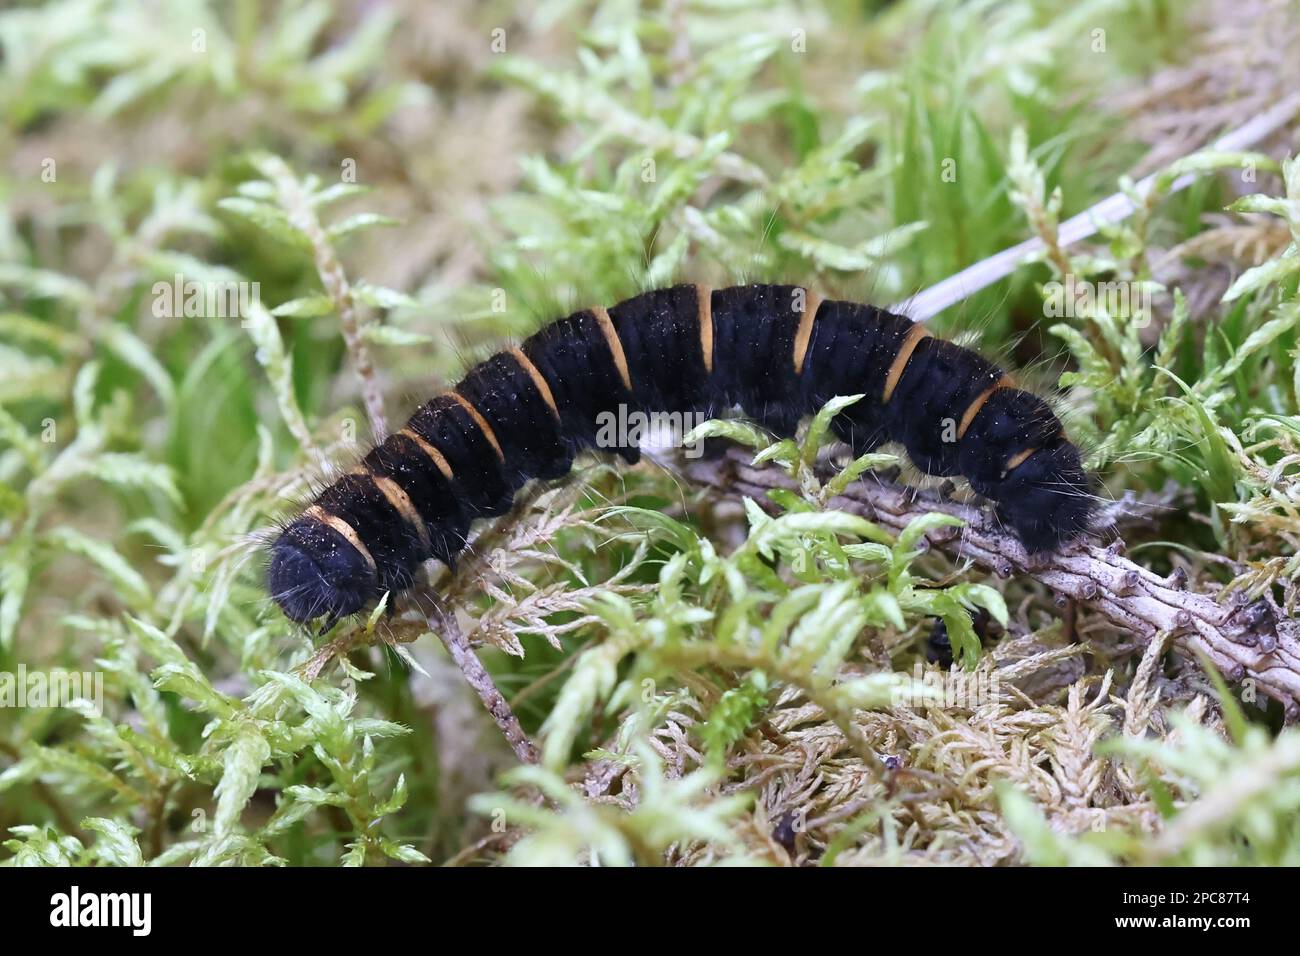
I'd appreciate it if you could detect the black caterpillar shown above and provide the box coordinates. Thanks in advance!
[268,284,1093,625]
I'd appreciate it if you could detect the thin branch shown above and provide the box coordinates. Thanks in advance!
[682,447,1300,719]
[896,90,1300,321]
[426,601,540,766]
[261,155,389,441]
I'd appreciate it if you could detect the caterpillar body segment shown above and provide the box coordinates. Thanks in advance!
[798,297,919,454]
[884,336,1003,476]
[608,284,712,414]
[520,309,642,468]
[268,283,1094,625]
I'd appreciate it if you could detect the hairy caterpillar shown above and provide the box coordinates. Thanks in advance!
[267,284,1094,626]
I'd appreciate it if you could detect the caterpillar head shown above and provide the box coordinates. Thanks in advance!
[993,441,1095,552]
[267,518,377,625]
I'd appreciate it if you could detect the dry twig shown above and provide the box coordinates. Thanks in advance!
[426,600,540,766]
[683,447,1300,718]
[261,154,389,441]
